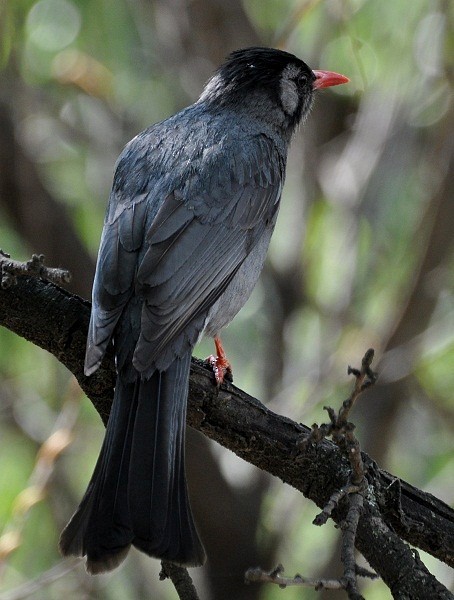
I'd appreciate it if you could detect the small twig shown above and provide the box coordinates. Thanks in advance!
[0,251,71,288]
[245,564,346,591]
[312,349,376,599]
[160,561,200,600]
[298,350,376,453]
[314,482,364,526]
[245,562,376,594]
[354,564,379,580]
[248,350,377,600]
[341,493,365,599]
[342,348,377,422]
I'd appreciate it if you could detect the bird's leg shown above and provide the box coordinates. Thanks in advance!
[205,336,233,385]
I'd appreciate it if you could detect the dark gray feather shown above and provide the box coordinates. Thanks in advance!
[85,110,285,376]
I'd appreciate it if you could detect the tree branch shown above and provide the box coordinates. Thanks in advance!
[1,276,453,598]
[160,561,200,600]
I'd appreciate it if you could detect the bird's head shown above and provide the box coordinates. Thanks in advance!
[199,47,349,134]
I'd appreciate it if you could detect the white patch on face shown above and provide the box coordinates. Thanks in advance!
[279,64,301,116]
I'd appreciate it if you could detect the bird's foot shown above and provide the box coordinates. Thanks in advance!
[205,336,233,385]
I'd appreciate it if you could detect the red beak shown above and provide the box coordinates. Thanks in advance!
[312,70,350,89]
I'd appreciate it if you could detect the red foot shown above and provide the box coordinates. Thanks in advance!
[205,336,233,385]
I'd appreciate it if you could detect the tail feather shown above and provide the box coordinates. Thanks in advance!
[60,376,137,572]
[60,351,205,572]
[130,354,204,565]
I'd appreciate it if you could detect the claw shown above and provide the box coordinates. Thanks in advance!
[205,336,233,385]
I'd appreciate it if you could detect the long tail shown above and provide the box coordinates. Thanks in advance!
[59,351,205,573]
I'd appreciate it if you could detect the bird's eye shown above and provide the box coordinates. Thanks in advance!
[297,73,307,85]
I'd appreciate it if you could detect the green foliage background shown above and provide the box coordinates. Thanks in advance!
[0,0,452,598]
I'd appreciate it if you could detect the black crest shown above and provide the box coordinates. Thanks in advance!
[217,47,314,93]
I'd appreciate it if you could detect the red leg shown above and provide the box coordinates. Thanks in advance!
[205,336,233,385]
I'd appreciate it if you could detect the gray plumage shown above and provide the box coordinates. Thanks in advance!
[60,47,325,573]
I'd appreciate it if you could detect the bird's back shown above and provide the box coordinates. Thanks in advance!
[87,102,288,376]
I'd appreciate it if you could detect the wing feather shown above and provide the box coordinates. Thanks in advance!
[85,115,285,377]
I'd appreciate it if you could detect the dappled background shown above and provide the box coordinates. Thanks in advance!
[0,1,453,598]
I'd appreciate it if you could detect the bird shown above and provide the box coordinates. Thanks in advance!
[59,46,349,574]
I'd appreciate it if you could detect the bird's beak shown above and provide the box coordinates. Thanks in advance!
[312,70,350,89]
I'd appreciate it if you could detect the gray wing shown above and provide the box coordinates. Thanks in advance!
[85,127,285,377]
